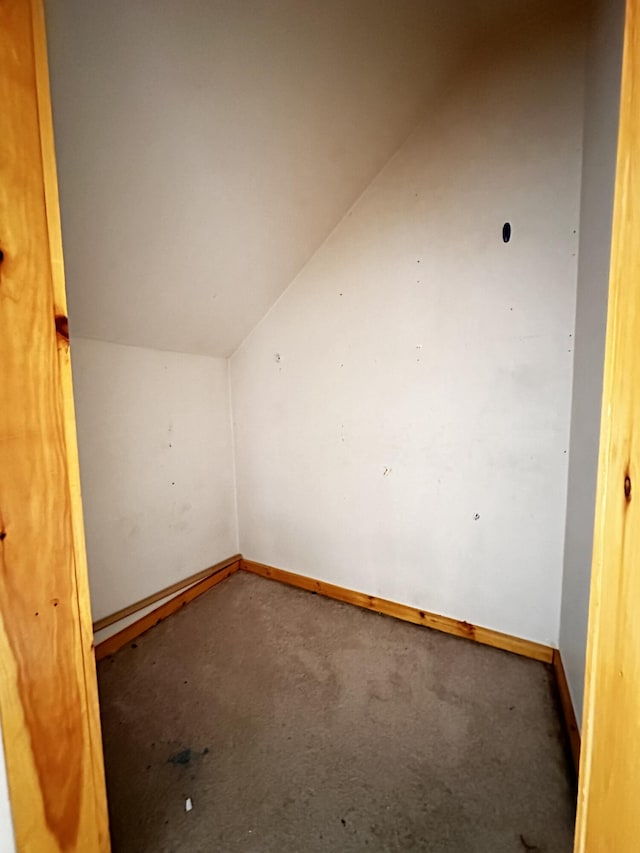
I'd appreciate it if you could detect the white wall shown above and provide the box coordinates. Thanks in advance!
[0,731,15,853]
[71,338,237,623]
[560,0,625,727]
[231,13,586,646]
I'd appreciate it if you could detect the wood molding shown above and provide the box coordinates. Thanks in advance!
[241,560,554,664]
[94,558,241,660]
[0,2,110,849]
[92,554,242,633]
[552,649,581,775]
[575,2,640,849]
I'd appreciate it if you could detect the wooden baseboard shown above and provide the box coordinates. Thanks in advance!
[552,649,581,774]
[93,553,242,632]
[241,559,554,664]
[94,556,241,660]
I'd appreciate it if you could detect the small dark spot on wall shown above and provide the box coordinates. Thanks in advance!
[52,598,60,607]
[35,612,39,617]
[502,222,511,243]
[624,474,632,501]
[473,513,480,521]
[0,248,4,263]
[0,531,6,541]
[131,643,137,649]
[339,293,343,297]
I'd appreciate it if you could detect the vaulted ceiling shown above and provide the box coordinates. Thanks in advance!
[46,0,576,356]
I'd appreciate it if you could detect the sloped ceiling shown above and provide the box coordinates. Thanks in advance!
[45,0,570,357]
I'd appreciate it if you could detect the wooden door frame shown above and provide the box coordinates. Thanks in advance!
[0,1,109,850]
[574,0,640,849]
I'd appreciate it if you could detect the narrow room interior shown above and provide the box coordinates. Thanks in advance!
[15,0,625,849]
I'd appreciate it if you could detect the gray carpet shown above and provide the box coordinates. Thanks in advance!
[97,571,575,852]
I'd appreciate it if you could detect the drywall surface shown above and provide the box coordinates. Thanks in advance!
[560,0,625,728]
[46,0,576,358]
[71,338,237,622]
[0,732,15,853]
[232,11,586,646]
[44,0,460,356]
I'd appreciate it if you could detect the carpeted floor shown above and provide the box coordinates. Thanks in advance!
[97,571,576,852]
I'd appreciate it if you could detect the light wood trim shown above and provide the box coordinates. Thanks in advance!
[0,1,110,849]
[574,2,640,850]
[94,559,241,660]
[92,554,242,633]
[31,5,110,848]
[552,650,581,775]
[242,560,554,663]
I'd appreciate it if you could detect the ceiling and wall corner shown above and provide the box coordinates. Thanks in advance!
[45,0,580,358]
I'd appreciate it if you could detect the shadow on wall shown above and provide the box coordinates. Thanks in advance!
[47,0,584,358]
[418,0,586,130]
